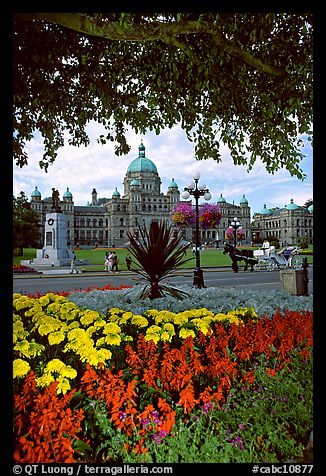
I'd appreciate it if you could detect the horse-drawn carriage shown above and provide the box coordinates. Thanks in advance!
[253,245,303,271]
[223,243,303,272]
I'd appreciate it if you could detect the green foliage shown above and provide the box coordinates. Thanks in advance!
[13,192,40,249]
[13,13,312,177]
[127,220,191,299]
[69,350,313,463]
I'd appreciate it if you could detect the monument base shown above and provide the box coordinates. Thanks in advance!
[21,212,72,267]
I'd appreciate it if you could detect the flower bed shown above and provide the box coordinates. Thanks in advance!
[13,264,39,274]
[13,292,313,463]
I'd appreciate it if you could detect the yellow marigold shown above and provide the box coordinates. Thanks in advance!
[38,295,51,307]
[108,307,123,315]
[108,313,120,323]
[179,328,196,339]
[173,314,189,326]
[144,309,159,318]
[213,313,228,321]
[13,296,34,311]
[105,333,121,346]
[86,325,97,336]
[131,315,149,327]
[59,365,77,379]
[95,337,106,347]
[144,333,160,344]
[60,302,77,312]
[13,359,31,378]
[103,322,121,334]
[79,348,100,366]
[122,335,134,342]
[36,373,55,387]
[97,348,112,362]
[118,311,133,324]
[48,331,66,345]
[47,302,62,314]
[14,340,45,358]
[45,358,66,373]
[61,309,80,321]
[93,318,107,329]
[13,321,29,341]
[162,322,175,335]
[67,321,80,330]
[160,331,172,342]
[38,323,56,336]
[80,310,101,327]
[146,325,161,334]
[191,318,210,335]
[27,342,45,357]
[56,377,71,395]
[24,303,43,317]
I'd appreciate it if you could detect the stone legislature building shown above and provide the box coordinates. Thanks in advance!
[29,141,312,248]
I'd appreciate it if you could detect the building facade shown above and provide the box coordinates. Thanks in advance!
[30,141,312,249]
[251,200,313,245]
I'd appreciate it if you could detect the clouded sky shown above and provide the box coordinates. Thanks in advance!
[13,121,313,215]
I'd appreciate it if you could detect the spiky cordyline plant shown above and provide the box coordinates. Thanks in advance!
[126,220,192,300]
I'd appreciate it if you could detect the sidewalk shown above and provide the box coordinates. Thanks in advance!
[13,266,231,278]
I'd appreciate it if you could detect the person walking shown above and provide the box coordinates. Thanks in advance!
[104,251,110,271]
[108,251,114,272]
[125,254,132,271]
[111,251,119,272]
[70,251,80,274]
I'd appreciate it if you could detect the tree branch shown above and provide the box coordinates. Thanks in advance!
[16,13,286,76]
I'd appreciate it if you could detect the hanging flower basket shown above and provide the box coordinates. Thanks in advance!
[225,226,235,241]
[199,204,222,229]
[172,203,196,228]
[225,227,245,241]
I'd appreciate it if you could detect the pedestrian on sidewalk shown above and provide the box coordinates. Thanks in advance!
[125,254,132,271]
[111,251,119,272]
[70,251,80,274]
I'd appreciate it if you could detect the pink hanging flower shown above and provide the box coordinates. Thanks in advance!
[172,202,196,228]
[199,204,222,229]
[225,226,235,241]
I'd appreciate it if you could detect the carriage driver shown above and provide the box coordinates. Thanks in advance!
[262,239,270,256]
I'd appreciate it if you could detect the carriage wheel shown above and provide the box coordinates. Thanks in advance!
[266,260,276,271]
[277,262,287,270]
[292,255,303,269]
[255,261,264,271]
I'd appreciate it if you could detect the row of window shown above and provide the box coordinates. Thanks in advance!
[256,218,313,228]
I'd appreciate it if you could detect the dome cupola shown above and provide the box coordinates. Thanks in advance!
[127,140,158,174]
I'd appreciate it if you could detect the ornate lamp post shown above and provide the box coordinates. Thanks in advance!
[230,217,242,247]
[181,172,211,288]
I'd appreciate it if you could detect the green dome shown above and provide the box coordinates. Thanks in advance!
[31,186,41,197]
[286,198,299,210]
[168,177,178,188]
[240,194,248,204]
[260,204,272,215]
[217,193,226,203]
[112,187,121,198]
[308,204,313,213]
[127,142,158,174]
[63,187,73,198]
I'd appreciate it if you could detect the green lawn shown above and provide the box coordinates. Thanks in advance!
[13,245,313,271]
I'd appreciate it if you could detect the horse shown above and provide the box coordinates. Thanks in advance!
[223,243,257,273]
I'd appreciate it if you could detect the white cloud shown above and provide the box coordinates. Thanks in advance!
[13,121,313,215]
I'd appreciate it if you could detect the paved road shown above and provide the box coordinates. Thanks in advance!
[13,266,313,295]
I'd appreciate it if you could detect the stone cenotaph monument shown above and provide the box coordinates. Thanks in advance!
[24,188,72,267]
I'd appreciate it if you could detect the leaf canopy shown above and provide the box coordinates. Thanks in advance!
[13,12,313,178]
